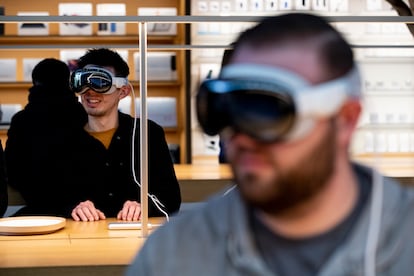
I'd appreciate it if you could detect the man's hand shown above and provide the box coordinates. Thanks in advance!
[71,200,106,221]
[117,200,141,221]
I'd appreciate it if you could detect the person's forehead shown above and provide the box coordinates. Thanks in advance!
[230,46,327,85]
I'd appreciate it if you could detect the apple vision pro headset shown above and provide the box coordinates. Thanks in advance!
[70,66,128,95]
[196,63,362,143]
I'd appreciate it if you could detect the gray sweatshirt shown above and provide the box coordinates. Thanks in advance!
[126,163,414,276]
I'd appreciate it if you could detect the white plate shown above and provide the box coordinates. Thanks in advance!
[0,216,66,235]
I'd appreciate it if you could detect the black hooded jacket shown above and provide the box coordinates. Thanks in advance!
[5,84,88,216]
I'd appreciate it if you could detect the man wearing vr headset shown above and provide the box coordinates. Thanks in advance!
[68,48,181,221]
[128,13,414,275]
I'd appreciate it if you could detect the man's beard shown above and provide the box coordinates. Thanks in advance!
[235,122,336,216]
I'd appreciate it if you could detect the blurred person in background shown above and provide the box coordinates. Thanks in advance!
[127,13,414,275]
[5,58,87,217]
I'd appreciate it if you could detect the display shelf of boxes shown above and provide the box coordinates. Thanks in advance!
[189,0,414,175]
[0,0,188,163]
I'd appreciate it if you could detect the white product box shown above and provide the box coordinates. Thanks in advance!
[134,52,177,81]
[60,49,87,71]
[0,104,22,124]
[0,59,17,81]
[279,0,292,10]
[96,3,126,35]
[137,7,177,35]
[312,0,328,10]
[135,97,177,127]
[295,0,311,10]
[59,3,93,36]
[22,58,43,81]
[330,0,348,12]
[17,12,49,36]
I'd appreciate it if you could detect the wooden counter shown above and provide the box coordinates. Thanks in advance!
[7,158,414,207]
[0,217,165,275]
[174,164,234,202]
[174,156,414,202]
[7,164,235,206]
[174,163,232,180]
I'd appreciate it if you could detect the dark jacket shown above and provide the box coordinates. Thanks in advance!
[5,84,88,217]
[71,112,181,217]
[0,141,7,217]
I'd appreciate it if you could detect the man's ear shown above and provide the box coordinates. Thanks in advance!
[336,99,361,147]
[119,84,131,99]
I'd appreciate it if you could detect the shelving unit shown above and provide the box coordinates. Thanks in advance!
[0,0,189,163]
[188,0,414,172]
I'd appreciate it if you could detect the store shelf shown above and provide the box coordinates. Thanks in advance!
[0,35,177,47]
[0,0,189,163]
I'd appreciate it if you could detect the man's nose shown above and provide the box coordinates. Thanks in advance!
[83,89,100,96]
